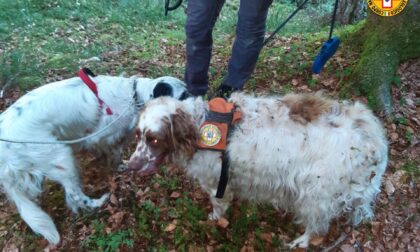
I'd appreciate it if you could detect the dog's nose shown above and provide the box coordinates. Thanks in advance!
[127,155,149,171]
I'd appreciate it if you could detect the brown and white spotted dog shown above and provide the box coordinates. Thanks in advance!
[0,73,187,244]
[128,92,388,249]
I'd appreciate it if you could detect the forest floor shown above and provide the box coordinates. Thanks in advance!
[1,42,419,252]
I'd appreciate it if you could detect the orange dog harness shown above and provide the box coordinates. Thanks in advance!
[197,98,242,151]
[197,98,242,198]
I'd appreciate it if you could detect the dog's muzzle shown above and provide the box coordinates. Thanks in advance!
[127,153,164,176]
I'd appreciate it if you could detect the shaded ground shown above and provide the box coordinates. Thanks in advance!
[0,39,419,251]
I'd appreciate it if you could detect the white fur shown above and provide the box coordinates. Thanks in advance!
[131,93,388,248]
[0,74,186,244]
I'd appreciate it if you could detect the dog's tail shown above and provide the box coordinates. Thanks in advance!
[4,183,60,244]
[347,102,389,225]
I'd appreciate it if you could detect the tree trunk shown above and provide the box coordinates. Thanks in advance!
[298,0,366,24]
[340,0,420,115]
[337,0,366,24]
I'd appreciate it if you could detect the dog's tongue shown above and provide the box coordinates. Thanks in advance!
[137,155,165,176]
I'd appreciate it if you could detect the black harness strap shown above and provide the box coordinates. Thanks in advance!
[198,99,241,199]
[214,111,235,199]
[216,152,230,198]
[207,110,234,124]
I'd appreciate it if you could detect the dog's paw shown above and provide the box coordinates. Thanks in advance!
[44,229,61,245]
[208,212,221,221]
[288,233,310,249]
[90,193,110,209]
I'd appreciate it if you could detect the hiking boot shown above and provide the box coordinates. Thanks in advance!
[208,84,237,100]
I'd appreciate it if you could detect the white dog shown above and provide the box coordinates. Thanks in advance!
[128,92,388,248]
[0,71,187,244]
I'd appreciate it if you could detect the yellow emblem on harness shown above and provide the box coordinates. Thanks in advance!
[199,124,222,147]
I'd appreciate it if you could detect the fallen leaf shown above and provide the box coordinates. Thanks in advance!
[401,234,411,244]
[109,178,118,192]
[105,227,112,234]
[216,217,229,228]
[390,148,398,155]
[340,244,356,252]
[299,85,308,90]
[108,211,125,226]
[110,194,118,205]
[164,222,177,232]
[405,126,414,133]
[371,221,382,238]
[240,245,254,252]
[390,132,399,141]
[170,192,181,199]
[384,179,395,196]
[391,123,397,131]
[206,245,214,252]
[259,233,272,244]
[309,235,324,246]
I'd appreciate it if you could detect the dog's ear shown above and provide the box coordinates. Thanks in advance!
[179,91,192,101]
[168,109,198,160]
[153,81,174,98]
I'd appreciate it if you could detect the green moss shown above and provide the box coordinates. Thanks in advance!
[340,1,420,112]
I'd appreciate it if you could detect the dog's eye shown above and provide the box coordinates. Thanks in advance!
[148,138,159,147]
[135,129,141,141]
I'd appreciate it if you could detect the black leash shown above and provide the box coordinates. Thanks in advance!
[263,0,310,46]
[329,0,340,40]
[164,0,183,16]
[311,0,340,73]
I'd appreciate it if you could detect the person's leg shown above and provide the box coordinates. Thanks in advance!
[224,0,274,90]
[185,0,225,96]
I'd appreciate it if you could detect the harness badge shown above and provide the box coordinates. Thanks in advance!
[199,124,222,147]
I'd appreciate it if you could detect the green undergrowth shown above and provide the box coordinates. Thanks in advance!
[0,0,342,92]
[402,161,420,182]
[82,220,134,252]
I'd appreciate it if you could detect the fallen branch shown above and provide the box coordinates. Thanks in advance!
[0,77,14,99]
[321,233,347,252]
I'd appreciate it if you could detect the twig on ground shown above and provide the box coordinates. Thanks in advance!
[0,77,14,99]
[321,233,347,252]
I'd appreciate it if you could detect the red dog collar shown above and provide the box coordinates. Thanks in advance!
[79,68,113,115]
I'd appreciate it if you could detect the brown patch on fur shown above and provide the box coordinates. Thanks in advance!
[369,171,376,182]
[283,93,333,125]
[353,119,366,129]
[163,108,198,162]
